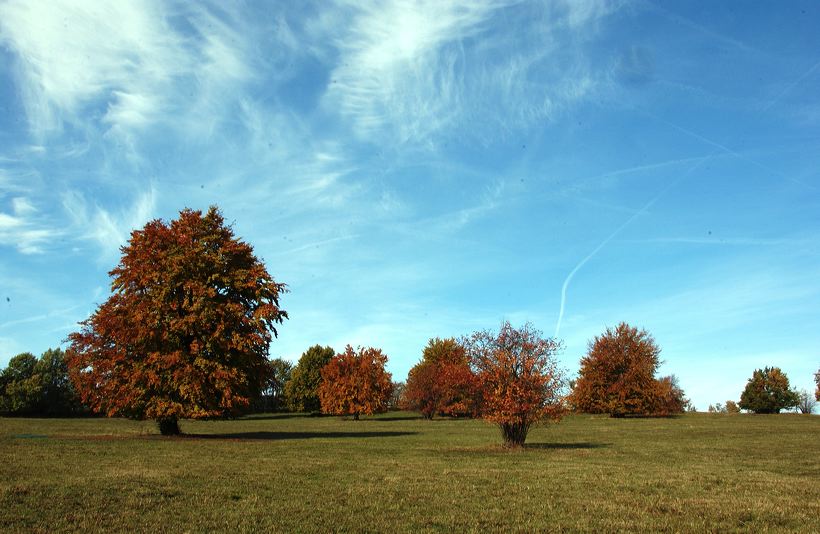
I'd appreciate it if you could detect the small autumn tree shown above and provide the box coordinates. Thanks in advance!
[815,368,820,401]
[738,367,799,414]
[318,345,392,420]
[285,345,335,412]
[66,207,287,435]
[464,322,565,448]
[654,375,687,416]
[725,400,740,414]
[403,338,478,419]
[571,322,673,417]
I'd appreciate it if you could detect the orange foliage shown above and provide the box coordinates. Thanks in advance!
[318,345,393,420]
[815,368,819,402]
[653,375,686,416]
[402,338,478,419]
[571,322,664,417]
[465,322,565,447]
[66,207,287,433]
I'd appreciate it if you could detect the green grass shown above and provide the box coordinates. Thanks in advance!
[1,412,818,532]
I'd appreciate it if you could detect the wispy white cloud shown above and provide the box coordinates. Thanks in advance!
[0,0,186,139]
[61,185,155,259]
[0,0,262,151]
[0,196,57,254]
[323,1,497,143]
[323,0,621,145]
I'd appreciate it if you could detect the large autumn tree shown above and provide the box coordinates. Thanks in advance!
[402,337,478,419]
[738,367,799,414]
[285,345,335,412]
[318,345,392,420]
[66,207,287,435]
[464,322,565,448]
[572,322,678,417]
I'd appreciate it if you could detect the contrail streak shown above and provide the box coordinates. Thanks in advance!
[654,116,816,190]
[761,59,820,112]
[553,157,711,338]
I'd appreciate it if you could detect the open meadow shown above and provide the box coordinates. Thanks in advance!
[1,412,819,532]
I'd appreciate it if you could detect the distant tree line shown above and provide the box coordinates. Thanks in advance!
[4,206,816,448]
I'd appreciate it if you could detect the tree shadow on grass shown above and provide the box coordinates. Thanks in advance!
[183,431,418,441]
[365,415,425,422]
[524,442,611,450]
[238,413,313,421]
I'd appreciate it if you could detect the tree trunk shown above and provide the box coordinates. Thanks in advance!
[158,416,180,436]
[500,421,529,448]
[352,412,360,421]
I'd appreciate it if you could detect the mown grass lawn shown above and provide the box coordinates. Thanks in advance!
[1,412,818,532]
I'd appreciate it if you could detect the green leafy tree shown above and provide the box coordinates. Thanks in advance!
[738,367,799,414]
[267,357,293,411]
[0,352,40,414]
[67,207,287,435]
[251,357,293,412]
[285,345,334,412]
[33,348,81,415]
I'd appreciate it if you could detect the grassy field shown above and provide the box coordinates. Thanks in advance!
[1,412,818,533]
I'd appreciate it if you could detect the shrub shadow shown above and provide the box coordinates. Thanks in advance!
[524,442,611,450]
[185,431,418,441]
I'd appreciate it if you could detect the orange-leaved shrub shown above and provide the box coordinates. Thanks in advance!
[465,322,566,447]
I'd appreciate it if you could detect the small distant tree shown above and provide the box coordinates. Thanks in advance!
[318,345,393,420]
[714,402,726,414]
[389,381,405,410]
[738,367,799,414]
[571,323,665,417]
[0,352,40,414]
[707,404,716,413]
[285,345,335,412]
[464,322,565,448]
[725,400,740,414]
[66,207,287,435]
[654,375,687,415]
[403,338,478,419]
[815,368,820,401]
[253,358,292,412]
[796,390,816,414]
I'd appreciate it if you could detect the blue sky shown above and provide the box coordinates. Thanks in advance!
[0,0,818,410]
